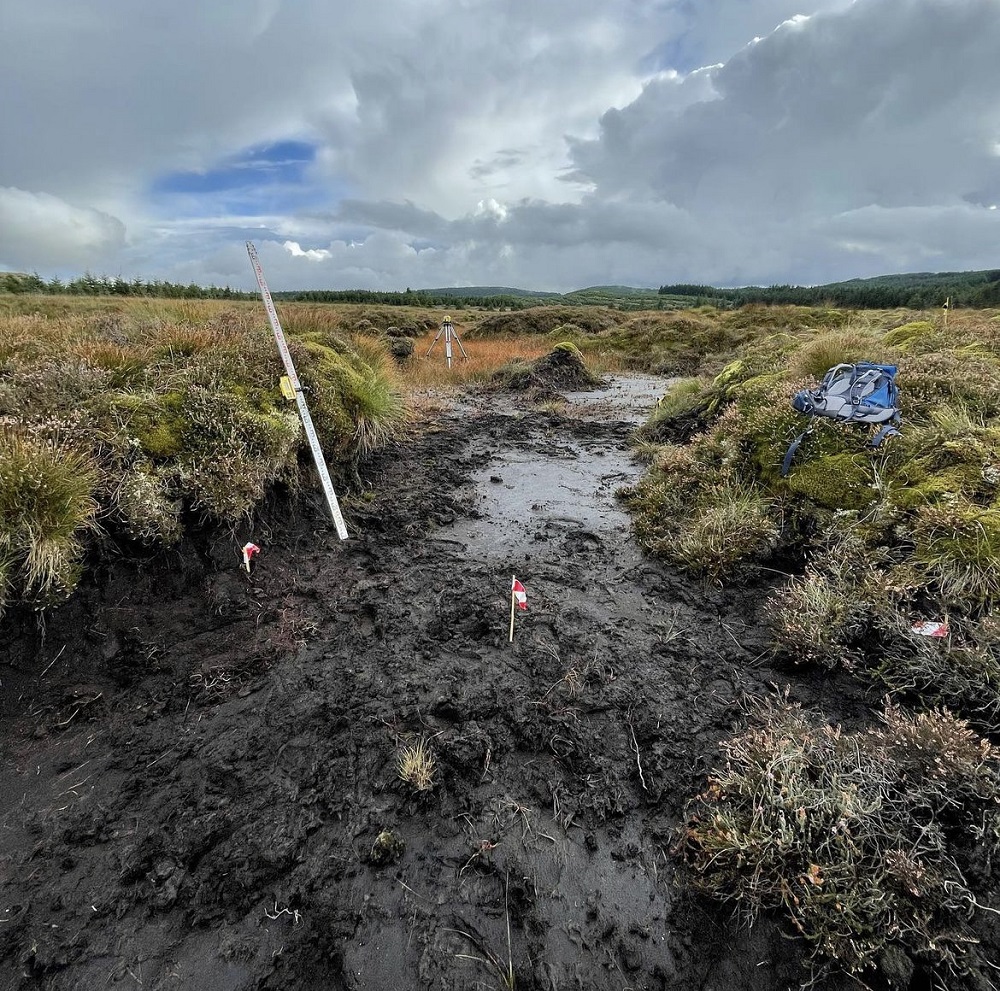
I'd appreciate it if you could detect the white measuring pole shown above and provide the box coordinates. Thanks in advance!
[246,241,349,540]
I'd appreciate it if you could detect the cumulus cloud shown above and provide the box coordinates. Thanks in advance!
[0,188,125,271]
[283,240,332,261]
[1,0,999,289]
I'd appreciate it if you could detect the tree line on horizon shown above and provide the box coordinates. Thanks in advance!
[0,271,537,309]
[659,268,1000,309]
[5,267,1000,310]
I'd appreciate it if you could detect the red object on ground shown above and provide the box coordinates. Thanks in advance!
[512,578,527,610]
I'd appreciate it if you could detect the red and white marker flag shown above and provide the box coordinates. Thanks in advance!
[509,576,527,643]
[242,542,261,572]
[512,578,528,610]
[912,620,948,638]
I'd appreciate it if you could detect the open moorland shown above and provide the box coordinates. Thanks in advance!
[2,295,1000,991]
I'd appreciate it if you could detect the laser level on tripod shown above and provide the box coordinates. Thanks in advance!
[425,315,468,369]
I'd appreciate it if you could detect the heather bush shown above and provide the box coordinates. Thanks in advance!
[681,695,1000,983]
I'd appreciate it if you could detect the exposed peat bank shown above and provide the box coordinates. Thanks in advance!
[3,376,872,990]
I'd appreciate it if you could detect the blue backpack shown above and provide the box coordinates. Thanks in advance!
[782,362,901,476]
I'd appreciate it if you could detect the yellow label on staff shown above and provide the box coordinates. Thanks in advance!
[279,376,296,401]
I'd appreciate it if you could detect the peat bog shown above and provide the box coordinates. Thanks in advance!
[1,377,867,991]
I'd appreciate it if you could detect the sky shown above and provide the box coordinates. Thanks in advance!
[1,0,998,292]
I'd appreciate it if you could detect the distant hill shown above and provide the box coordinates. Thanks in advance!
[564,285,666,307]
[424,284,678,310]
[422,286,562,299]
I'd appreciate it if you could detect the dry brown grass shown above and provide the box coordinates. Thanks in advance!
[400,332,554,388]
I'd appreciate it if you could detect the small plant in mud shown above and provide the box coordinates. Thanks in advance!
[396,739,436,792]
[367,829,405,866]
[680,694,1000,986]
[445,871,516,990]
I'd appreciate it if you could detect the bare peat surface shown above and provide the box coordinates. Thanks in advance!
[1,376,861,991]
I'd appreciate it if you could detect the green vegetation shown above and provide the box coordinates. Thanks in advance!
[681,695,1000,983]
[627,312,1000,675]
[0,302,407,615]
[660,268,1000,309]
[627,304,1000,985]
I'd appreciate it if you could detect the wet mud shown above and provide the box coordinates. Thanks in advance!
[1,378,863,990]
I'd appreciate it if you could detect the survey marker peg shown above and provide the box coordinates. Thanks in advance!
[425,314,469,370]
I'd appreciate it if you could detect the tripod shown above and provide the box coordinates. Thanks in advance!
[425,316,468,369]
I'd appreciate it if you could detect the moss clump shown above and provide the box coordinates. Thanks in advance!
[129,392,187,460]
[783,452,874,511]
[367,830,405,866]
[137,421,184,460]
[883,320,942,352]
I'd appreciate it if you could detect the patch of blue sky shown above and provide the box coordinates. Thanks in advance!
[639,0,703,74]
[640,33,700,74]
[150,140,349,218]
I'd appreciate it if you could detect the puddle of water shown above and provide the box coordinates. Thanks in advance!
[445,374,671,558]
[563,375,673,424]
[446,443,635,557]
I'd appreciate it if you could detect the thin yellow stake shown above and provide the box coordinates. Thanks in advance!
[509,576,516,643]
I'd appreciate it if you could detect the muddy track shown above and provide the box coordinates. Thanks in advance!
[0,380,862,991]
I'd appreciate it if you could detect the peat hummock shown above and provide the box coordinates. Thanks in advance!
[1,379,864,991]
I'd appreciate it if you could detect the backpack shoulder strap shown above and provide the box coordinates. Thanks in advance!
[782,425,814,477]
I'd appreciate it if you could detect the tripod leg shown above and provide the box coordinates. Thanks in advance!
[453,330,469,359]
[445,327,453,369]
[425,326,444,358]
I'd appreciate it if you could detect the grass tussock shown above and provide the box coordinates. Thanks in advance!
[681,695,1000,984]
[396,739,436,792]
[0,429,99,614]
